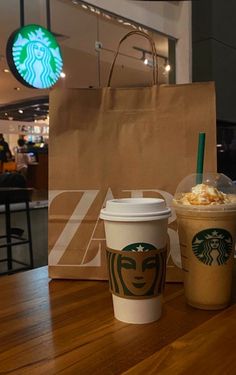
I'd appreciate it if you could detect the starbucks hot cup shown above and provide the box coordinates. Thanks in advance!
[100,198,171,324]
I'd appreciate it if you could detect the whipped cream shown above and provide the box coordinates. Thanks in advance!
[177,184,230,206]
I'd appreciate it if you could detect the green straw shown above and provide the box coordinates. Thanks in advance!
[196,132,206,184]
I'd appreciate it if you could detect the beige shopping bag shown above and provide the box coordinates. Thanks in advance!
[49,31,216,281]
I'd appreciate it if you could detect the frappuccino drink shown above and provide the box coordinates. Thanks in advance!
[173,173,236,310]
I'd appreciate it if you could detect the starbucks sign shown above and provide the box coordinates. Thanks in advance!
[7,24,63,89]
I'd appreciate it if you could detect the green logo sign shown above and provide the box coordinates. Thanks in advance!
[192,229,233,266]
[7,24,63,89]
[106,243,167,299]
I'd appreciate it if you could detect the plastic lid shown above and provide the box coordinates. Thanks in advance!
[173,173,236,211]
[100,198,171,222]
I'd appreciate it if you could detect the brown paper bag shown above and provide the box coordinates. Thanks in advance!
[49,32,216,281]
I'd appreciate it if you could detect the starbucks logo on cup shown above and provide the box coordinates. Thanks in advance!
[106,243,167,299]
[192,229,233,266]
[122,243,156,252]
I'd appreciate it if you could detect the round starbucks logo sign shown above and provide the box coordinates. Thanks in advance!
[192,228,233,266]
[7,24,63,89]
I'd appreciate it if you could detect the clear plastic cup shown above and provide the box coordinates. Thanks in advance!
[173,173,236,310]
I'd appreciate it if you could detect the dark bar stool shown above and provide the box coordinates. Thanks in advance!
[0,187,34,275]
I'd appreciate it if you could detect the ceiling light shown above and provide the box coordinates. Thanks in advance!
[165,64,171,72]
[18,109,23,114]
[72,0,79,4]
[14,87,21,91]
[81,4,88,9]
[141,50,148,66]
[144,58,153,67]
[60,72,66,78]
[3,68,9,73]
[142,51,153,67]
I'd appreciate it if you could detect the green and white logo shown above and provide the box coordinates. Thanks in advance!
[122,243,156,252]
[7,24,63,89]
[192,229,233,266]
[106,243,167,299]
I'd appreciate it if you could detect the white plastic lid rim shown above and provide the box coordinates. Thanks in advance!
[100,198,171,222]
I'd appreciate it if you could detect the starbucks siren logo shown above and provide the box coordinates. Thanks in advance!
[122,243,156,252]
[7,24,63,89]
[192,228,233,266]
[106,243,167,299]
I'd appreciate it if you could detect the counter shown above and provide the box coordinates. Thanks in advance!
[0,266,235,374]
[27,152,48,192]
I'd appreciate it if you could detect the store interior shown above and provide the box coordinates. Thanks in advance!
[0,0,235,274]
[0,0,177,203]
[0,0,175,273]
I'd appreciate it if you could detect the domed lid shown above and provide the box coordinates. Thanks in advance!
[173,173,236,211]
[100,198,171,222]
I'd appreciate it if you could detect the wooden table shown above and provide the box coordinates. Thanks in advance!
[0,266,235,374]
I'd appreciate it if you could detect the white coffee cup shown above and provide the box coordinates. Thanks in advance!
[100,198,171,324]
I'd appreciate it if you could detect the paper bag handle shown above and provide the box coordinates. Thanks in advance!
[107,30,158,87]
